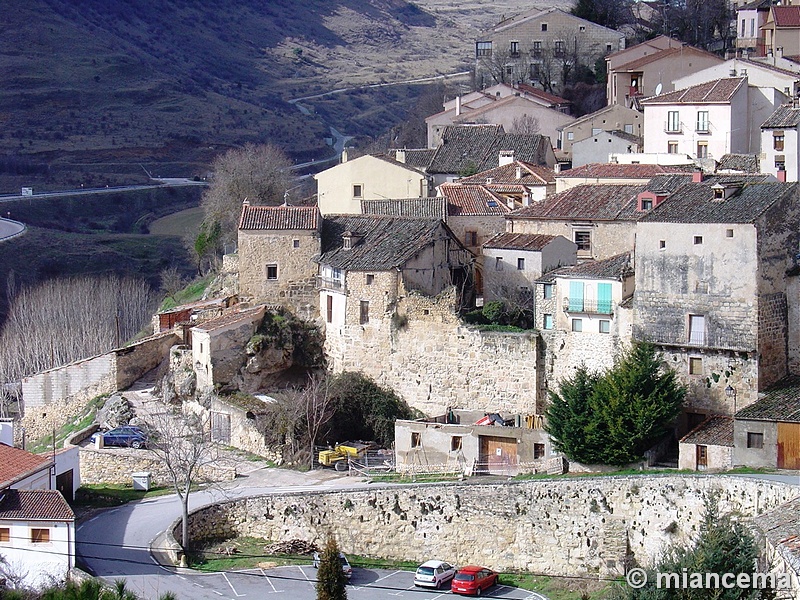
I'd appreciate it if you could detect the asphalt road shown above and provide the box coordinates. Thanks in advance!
[0,218,25,241]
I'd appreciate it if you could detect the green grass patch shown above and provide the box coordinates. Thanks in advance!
[159,274,213,311]
[27,394,108,454]
[190,537,310,571]
[149,206,204,237]
[368,472,463,484]
[500,572,613,599]
[73,483,174,507]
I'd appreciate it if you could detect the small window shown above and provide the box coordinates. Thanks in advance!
[624,124,633,134]
[554,40,565,57]
[696,142,708,159]
[411,432,421,448]
[292,239,300,248]
[774,133,785,151]
[726,229,734,238]
[31,529,50,544]
[451,436,462,452]
[694,236,703,245]
[571,318,583,332]
[476,41,492,57]
[574,231,591,252]
[689,357,703,375]
[353,184,363,198]
[659,240,666,249]
[599,320,610,334]
[541,23,548,31]
[359,300,369,325]
[567,131,574,141]
[747,432,764,449]
[510,41,519,55]
[579,25,586,31]
[532,41,542,58]
[667,141,679,154]
[543,314,554,329]
[366,274,375,285]
[326,295,333,323]
[505,65,513,77]
[266,264,278,280]
[606,43,612,52]
[641,198,653,210]
[534,443,545,459]
[465,231,477,246]
[517,258,525,270]
[543,283,553,299]
[495,257,504,271]
[0,528,8,543]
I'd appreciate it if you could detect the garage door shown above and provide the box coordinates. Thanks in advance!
[478,435,518,475]
[777,422,800,470]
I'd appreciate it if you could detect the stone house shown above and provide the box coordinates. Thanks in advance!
[606,37,724,108]
[394,409,552,476]
[761,103,800,181]
[456,160,556,205]
[315,153,434,216]
[361,197,447,221]
[0,490,75,589]
[762,5,800,59]
[237,204,320,320]
[474,8,624,91]
[570,130,643,168]
[481,232,576,304]
[733,376,800,469]
[633,178,800,428]
[557,103,644,156]
[677,415,734,470]
[554,163,690,193]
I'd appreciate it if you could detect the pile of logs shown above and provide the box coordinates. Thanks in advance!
[264,539,319,555]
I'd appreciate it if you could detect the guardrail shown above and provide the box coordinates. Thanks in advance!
[0,218,27,243]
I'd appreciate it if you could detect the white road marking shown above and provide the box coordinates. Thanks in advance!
[222,573,245,597]
[368,569,403,584]
[259,568,282,593]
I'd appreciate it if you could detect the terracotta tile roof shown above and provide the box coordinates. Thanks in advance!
[541,252,633,282]
[440,184,511,216]
[483,232,558,251]
[427,125,550,174]
[192,306,265,333]
[762,104,800,128]
[640,179,795,224]
[515,83,571,106]
[641,77,746,104]
[680,415,734,446]
[0,445,52,490]
[717,154,760,173]
[512,184,645,221]
[559,163,687,179]
[614,45,720,72]
[773,5,800,27]
[736,376,800,422]
[483,184,529,194]
[361,197,447,220]
[317,216,448,271]
[239,204,320,231]
[458,161,555,186]
[0,489,74,521]
[753,498,800,577]
[389,149,436,170]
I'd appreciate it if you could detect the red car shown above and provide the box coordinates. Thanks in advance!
[451,565,499,596]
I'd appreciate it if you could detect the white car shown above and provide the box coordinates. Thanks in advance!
[414,559,456,589]
[312,551,352,578]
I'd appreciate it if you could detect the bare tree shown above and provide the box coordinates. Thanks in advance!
[511,113,541,135]
[200,143,292,244]
[301,373,335,470]
[143,404,219,557]
[159,267,186,304]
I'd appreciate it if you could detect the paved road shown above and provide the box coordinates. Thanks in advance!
[0,218,25,241]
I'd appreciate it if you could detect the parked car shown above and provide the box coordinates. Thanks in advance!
[312,551,352,578]
[451,565,499,596]
[414,559,456,589]
[90,426,148,449]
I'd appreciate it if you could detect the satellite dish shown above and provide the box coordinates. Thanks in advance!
[655,83,663,95]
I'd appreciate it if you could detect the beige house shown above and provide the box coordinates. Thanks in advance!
[736,0,773,56]
[475,7,624,91]
[237,204,321,319]
[762,5,800,59]
[571,130,643,168]
[558,104,644,155]
[315,153,433,215]
[555,163,690,193]
[678,415,734,471]
[456,160,556,205]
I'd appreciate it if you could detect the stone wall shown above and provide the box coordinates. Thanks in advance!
[325,289,540,416]
[116,333,180,390]
[181,476,798,578]
[209,397,283,463]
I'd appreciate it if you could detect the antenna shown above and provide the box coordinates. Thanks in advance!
[654,83,663,95]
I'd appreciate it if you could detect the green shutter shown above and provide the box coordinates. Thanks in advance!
[597,283,612,314]
[569,281,584,311]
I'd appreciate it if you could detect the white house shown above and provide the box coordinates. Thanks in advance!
[673,58,800,99]
[570,130,643,168]
[761,103,800,181]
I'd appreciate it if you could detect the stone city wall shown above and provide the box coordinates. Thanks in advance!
[181,476,798,578]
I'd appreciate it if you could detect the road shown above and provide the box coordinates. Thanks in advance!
[0,179,207,203]
[0,218,25,242]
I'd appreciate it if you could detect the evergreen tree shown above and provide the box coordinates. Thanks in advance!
[316,538,348,600]
[545,366,601,462]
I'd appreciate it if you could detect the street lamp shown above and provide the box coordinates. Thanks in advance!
[725,384,737,414]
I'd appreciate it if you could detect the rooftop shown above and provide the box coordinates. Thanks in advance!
[716,154,761,173]
[772,5,800,27]
[483,232,559,251]
[361,197,447,220]
[762,104,800,128]
[540,252,633,282]
[679,415,734,446]
[640,77,746,104]
[736,376,800,422]
[440,184,511,217]
[559,163,687,179]
[511,184,645,221]
[389,149,436,170]
[0,489,74,521]
[0,444,52,490]
[239,204,320,231]
[458,160,555,186]
[191,306,265,333]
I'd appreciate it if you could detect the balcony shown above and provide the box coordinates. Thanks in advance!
[562,297,613,315]
[631,325,756,352]
[695,122,711,134]
[664,121,683,134]
[317,276,346,293]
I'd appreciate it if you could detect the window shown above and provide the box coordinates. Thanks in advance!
[31,528,50,544]
[517,257,525,270]
[694,235,703,245]
[505,65,513,77]
[292,239,300,248]
[359,300,369,325]
[696,142,708,159]
[741,18,745,37]
[747,432,764,449]
[543,314,554,329]
[574,231,591,253]
[597,282,612,313]
[326,295,333,323]
[534,443,545,459]
[571,318,583,332]
[352,184,363,198]
[606,43,612,52]
[776,157,786,171]
[599,320,610,334]
[554,40,565,57]
[696,111,709,133]
[726,229,734,238]
[530,63,540,78]
[666,111,681,133]
[659,240,666,249]
[266,264,278,280]
[0,528,8,543]
[567,131,574,141]
[510,41,519,56]
[495,257,504,271]
[667,141,679,154]
[624,124,634,134]
[465,231,477,246]
[476,41,492,56]
[411,432,421,448]
[451,436,462,452]
[579,25,586,31]
[689,314,705,345]
[591,127,602,135]
[689,357,703,375]
[543,283,553,299]
[532,41,542,57]
[641,198,653,210]
[541,23,548,31]
[774,132,785,151]
[750,18,755,37]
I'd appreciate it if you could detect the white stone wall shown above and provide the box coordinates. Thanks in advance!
[509,218,635,262]
[678,442,733,470]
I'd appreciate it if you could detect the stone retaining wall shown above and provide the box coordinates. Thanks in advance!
[181,476,798,578]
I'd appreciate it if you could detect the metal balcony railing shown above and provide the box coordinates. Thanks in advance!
[562,297,614,315]
[632,325,756,352]
[316,276,346,293]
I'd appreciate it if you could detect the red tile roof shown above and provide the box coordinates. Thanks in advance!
[559,163,687,179]
[0,445,52,490]
[773,6,800,27]
[641,78,746,104]
[0,489,74,521]
[192,306,265,333]
[440,184,511,216]
[614,45,720,72]
[515,83,571,106]
[680,415,734,446]
[459,161,555,185]
[239,204,320,231]
[483,232,558,251]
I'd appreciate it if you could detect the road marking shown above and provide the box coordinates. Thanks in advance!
[389,585,416,596]
[259,568,282,593]
[212,591,223,596]
[368,569,403,584]
[222,573,245,597]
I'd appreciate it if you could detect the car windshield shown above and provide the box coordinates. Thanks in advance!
[339,557,349,565]
[417,567,434,576]
[455,573,475,581]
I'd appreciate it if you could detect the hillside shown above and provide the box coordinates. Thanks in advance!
[0,0,568,192]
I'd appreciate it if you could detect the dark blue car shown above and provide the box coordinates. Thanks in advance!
[91,426,147,449]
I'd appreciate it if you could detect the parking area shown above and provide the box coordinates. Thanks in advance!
[184,565,549,599]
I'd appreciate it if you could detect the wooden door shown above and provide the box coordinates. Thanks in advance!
[777,423,800,470]
[696,445,708,469]
[56,469,73,502]
[479,436,518,475]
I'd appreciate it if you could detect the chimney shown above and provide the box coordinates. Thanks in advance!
[692,170,704,183]
[515,165,522,180]
[499,150,515,166]
[395,149,406,163]
[455,95,461,117]
[341,148,348,163]
[777,47,784,59]
[778,169,787,182]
